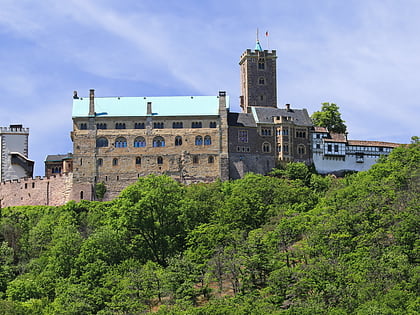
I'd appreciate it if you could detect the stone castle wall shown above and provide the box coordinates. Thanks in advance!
[0,173,73,208]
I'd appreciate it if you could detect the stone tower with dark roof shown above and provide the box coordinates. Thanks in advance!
[239,40,277,113]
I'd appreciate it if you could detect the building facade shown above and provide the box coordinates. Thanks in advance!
[0,125,34,182]
[312,127,399,175]
[71,90,229,200]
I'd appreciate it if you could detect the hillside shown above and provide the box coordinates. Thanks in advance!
[0,141,419,314]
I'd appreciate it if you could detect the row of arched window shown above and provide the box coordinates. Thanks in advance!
[96,135,212,148]
[81,121,218,130]
[96,155,215,166]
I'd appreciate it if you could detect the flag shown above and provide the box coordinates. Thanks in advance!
[265,31,269,37]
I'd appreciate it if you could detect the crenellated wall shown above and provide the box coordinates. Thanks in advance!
[0,173,73,208]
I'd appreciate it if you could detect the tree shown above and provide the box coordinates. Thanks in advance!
[311,102,347,133]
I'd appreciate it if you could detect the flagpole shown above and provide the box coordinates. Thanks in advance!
[266,31,270,50]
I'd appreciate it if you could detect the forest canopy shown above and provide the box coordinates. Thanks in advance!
[0,141,419,314]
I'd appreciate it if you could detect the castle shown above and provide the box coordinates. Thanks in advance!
[0,41,400,207]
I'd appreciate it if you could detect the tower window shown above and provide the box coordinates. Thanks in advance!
[260,95,265,101]
[193,155,199,164]
[97,158,103,166]
[258,58,265,70]
[135,157,141,165]
[80,123,87,130]
[258,77,265,85]
[208,156,214,163]
[157,156,163,164]
[113,158,118,166]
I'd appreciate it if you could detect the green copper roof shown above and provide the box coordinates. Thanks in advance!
[255,40,263,51]
[72,95,229,118]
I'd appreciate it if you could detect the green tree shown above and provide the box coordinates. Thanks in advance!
[111,175,185,266]
[311,102,347,133]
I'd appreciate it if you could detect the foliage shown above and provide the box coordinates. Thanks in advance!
[0,142,418,313]
[311,102,347,133]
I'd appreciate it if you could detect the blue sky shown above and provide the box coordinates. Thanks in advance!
[1,0,419,176]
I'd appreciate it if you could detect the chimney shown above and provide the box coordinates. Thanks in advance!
[147,102,152,115]
[218,91,227,113]
[285,103,291,111]
[89,89,95,116]
[73,91,79,99]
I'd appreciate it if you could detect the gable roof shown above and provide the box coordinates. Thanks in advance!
[252,107,312,126]
[228,112,256,127]
[72,95,229,118]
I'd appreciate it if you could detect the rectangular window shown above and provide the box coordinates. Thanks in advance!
[334,145,339,152]
[238,130,248,143]
[327,144,332,152]
[261,128,271,136]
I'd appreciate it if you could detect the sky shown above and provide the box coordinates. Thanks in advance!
[1,0,419,176]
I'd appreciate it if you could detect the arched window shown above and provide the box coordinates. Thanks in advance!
[96,137,108,148]
[80,123,87,130]
[157,156,163,164]
[262,142,271,153]
[80,191,84,200]
[209,121,217,128]
[298,145,306,155]
[153,136,165,147]
[208,156,214,163]
[195,136,203,145]
[135,157,141,165]
[134,136,146,148]
[113,158,118,166]
[258,58,265,70]
[115,123,126,129]
[134,122,145,129]
[97,158,103,166]
[191,122,202,128]
[115,137,127,148]
[204,135,211,145]
[96,123,107,129]
[173,122,183,129]
[153,122,164,129]
[193,155,199,164]
[175,136,182,146]
[258,77,265,85]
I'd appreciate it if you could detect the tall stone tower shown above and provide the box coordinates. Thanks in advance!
[239,40,277,113]
[0,124,34,182]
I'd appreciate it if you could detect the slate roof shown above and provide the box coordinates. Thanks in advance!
[228,112,256,127]
[72,95,229,118]
[252,107,312,126]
